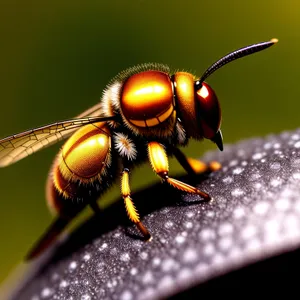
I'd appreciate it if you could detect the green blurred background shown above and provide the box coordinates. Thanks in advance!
[0,0,298,285]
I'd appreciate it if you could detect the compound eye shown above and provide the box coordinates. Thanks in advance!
[120,71,174,128]
[195,82,221,139]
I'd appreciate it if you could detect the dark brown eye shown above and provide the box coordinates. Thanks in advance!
[195,82,221,139]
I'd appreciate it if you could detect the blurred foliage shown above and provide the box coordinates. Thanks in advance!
[0,0,298,285]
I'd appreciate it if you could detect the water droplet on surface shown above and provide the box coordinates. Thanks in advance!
[253,201,270,215]
[203,243,215,256]
[83,253,91,261]
[41,288,53,299]
[130,267,138,276]
[152,257,161,266]
[69,261,77,270]
[183,248,198,263]
[270,162,281,170]
[229,160,238,167]
[242,225,257,240]
[233,207,245,219]
[252,153,264,160]
[219,237,233,251]
[292,173,300,180]
[120,252,130,262]
[175,235,186,244]
[233,167,244,175]
[120,290,133,300]
[270,178,282,187]
[218,223,233,236]
[231,188,244,197]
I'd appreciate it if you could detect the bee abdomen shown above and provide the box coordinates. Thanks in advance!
[46,172,82,216]
[60,122,111,182]
[47,122,112,215]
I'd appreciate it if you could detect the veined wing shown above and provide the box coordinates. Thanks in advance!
[47,102,103,140]
[0,116,115,167]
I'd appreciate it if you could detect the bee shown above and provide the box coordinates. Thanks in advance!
[0,38,277,260]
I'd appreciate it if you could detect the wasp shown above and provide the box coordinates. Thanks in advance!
[0,38,277,260]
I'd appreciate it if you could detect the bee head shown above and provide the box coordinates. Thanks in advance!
[174,38,277,151]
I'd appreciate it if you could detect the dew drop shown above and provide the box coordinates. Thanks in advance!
[69,261,77,270]
[120,252,130,262]
[233,167,244,175]
[59,280,69,288]
[175,235,186,244]
[253,201,269,215]
[269,162,281,170]
[183,248,198,263]
[130,267,138,276]
[203,243,215,256]
[218,223,233,236]
[293,173,300,180]
[218,237,233,251]
[231,188,244,197]
[83,253,91,261]
[120,290,133,300]
[41,288,53,298]
[270,178,282,187]
[252,153,264,160]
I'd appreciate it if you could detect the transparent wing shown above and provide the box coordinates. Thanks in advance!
[0,116,115,167]
[57,102,102,137]
[76,102,102,118]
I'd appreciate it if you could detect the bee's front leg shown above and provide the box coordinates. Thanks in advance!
[148,142,211,201]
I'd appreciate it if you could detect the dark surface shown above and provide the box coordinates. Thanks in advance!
[8,129,300,299]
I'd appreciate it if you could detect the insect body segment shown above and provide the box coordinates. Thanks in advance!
[59,122,111,183]
[172,72,198,138]
[47,122,113,214]
[0,38,277,259]
[121,70,175,128]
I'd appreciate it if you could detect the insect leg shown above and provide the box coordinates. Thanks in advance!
[89,200,101,215]
[170,146,221,176]
[121,168,151,240]
[148,142,211,200]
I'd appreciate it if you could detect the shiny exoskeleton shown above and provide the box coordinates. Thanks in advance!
[0,38,278,259]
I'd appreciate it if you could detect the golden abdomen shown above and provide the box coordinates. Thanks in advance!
[61,122,111,180]
[47,122,111,214]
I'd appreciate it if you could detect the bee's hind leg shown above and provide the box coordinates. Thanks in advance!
[89,200,101,215]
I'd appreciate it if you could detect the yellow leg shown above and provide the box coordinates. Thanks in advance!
[171,146,221,176]
[90,201,101,215]
[121,168,151,240]
[148,142,211,200]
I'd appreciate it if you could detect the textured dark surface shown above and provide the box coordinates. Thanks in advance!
[7,129,300,299]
